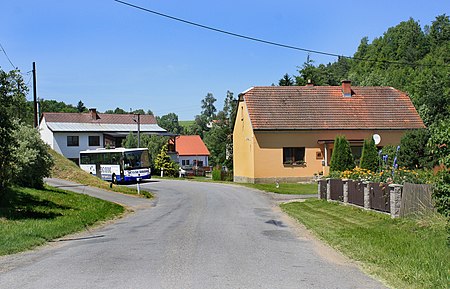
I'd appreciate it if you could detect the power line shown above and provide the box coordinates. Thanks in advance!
[0,42,17,69]
[114,0,450,68]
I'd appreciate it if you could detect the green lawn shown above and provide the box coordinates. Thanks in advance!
[281,200,449,289]
[0,186,124,255]
[242,182,317,195]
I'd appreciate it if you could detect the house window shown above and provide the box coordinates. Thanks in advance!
[182,160,190,166]
[89,136,100,146]
[67,136,79,147]
[283,147,305,165]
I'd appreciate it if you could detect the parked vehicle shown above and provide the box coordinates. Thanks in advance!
[79,148,151,183]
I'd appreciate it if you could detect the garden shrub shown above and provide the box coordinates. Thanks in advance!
[12,124,54,189]
[330,135,355,172]
[212,168,221,181]
[359,138,378,172]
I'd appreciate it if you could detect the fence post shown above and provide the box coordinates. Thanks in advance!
[389,184,403,218]
[363,182,371,210]
[343,179,349,204]
[326,178,331,201]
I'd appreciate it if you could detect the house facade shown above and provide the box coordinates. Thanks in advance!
[39,108,166,163]
[233,81,425,183]
[173,135,210,167]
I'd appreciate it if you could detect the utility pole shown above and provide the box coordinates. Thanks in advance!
[134,113,141,148]
[32,62,38,128]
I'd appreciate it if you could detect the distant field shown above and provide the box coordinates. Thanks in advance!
[179,120,194,128]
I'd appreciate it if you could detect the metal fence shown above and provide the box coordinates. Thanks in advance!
[370,182,390,213]
[329,179,343,201]
[348,180,365,207]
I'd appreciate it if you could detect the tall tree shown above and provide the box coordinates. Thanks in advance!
[201,93,217,122]
[359,138,379,171]
[279,73,294,86]
[0,69,27,191]
[330,135,355,172]
[77,100,86,113]
[157,113,183,134]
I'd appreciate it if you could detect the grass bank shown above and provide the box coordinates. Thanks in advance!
[242,182,317,195]
[281,200,449,289]
[49,149,152,198]
[0,186,124,256]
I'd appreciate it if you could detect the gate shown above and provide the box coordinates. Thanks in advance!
[370,182,390,212]
[348,180,364,207]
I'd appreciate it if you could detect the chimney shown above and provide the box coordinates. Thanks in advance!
[89,108,98,120]
[306,79,314,86]
[341,80,352,97]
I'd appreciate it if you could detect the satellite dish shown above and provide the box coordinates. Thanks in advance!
[373,134,381,145]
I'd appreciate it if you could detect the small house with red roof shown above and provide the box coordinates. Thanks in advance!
[39,108,166,163]
[174,135,210,168]
[233,81,425,183]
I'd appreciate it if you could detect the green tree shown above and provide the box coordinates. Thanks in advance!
[398,129,434,169]
[0,69,27,191]
[154,144,178,177]
[157,113,183,134]
[427,118,450,217]
[359,138,379,171]
[330,135,355,172]
[201,93,217,122]
[104,107,128,114]
[39,99,78,113]
[77,100,87,113]
[122,131,138,148]
[12,124,54,189]
[279,73,294,86]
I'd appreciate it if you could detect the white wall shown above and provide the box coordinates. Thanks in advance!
[53,132,103,159]
[178,155,209,167]
[39,118,55,150]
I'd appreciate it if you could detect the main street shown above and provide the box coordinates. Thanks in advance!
[0,179,386,288]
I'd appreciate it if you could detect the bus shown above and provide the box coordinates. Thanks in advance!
[79,148,151,183]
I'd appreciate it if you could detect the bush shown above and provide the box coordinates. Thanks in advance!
[360,138,378,171]
[330,135,355,172]
[398,129,434,169]
[12,124,54,189]
[212,168,221,181]
[433,170,450,217]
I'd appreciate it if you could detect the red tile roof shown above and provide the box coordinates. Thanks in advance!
[42,112,157,124]
[175,135,210,156]
[241,85,425,130]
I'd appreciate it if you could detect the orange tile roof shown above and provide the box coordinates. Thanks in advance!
[241,86,425,130]
[175,135,210,156]
[42,112,157,124]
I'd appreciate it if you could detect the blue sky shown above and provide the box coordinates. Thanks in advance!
[2,1,448,120]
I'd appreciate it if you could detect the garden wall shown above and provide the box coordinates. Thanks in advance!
[317,179,434,218]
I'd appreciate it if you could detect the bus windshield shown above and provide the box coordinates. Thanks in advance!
[123,150,150,170]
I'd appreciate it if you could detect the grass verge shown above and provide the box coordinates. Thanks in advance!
[49,149,152,198]
[281,200,449,289]
[0,186,124,256]
[242,182,317,195]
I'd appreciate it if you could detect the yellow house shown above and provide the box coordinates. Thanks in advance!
[233,81,425,183]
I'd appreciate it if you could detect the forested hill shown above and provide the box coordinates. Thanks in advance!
[281,14,449,128]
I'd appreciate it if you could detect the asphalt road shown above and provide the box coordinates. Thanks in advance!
[0,179,387,289]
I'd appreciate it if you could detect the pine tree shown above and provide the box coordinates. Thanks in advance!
[330,135,355,172]
[359,138,379,171]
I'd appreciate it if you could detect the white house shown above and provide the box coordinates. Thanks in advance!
[39,108,166,163]
[173,135,210,167]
